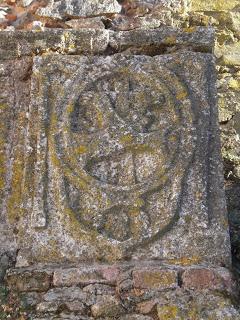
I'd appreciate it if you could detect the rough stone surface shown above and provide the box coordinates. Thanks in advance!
[36,0,122,19]
[91,295,124,318]
[181,267,235,292]
[53,265,121,287]
[0,29,109,59]
[133,268,178,290]
[4,49,228,266]
[6,270,52,292]
[109,26,215,52]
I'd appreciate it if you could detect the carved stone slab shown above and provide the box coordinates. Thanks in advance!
[8,52,230,266]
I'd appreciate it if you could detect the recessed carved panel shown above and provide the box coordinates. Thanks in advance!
[26,53,230,264]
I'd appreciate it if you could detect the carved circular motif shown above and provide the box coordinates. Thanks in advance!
[50,59,196,248]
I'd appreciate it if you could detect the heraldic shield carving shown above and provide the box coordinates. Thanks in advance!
[28,53,226,263]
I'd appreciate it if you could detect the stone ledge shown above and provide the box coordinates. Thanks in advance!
[109,27,215,53]
[0,29,109,59]
[0,26,214,60]
[6,264,236,294]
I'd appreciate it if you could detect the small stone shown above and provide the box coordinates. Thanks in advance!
[215,42,240,66]
[181,267,235,292]
[53,267,104,287]
[136,300,157,314]
[43,287,87,303]
[23,292,42,307]
[36,301,60,312]
[91,295,124,318]
[65,17,105,30]
[6,270,52,292]
[133,268,178,290]
[54,265,120,287]
[83,283,115,296]
[65,300,86,312]
[100,265,121,283]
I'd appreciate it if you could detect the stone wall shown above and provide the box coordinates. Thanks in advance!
[0,0,240,319]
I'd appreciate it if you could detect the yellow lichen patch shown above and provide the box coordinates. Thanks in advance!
[168,135,177,143]
[96,109,104,129]
[187,306,199,319]
[164,36,177,45]
[183,27,197,33]
[60,31,77,53]
[140,271,176,289]
[129,208,142,237]
[0,104,8,190]
[75,145,88,155]
[128,144,153,154]
[191,0,239,11]
[135,198,145,207]
[176,91,188,100]
[66,103,74,114]
[228,78,240,90]
[6,109,28,223]
[157,305,179,320]
[167,256,201,266]
[120,134,134,144]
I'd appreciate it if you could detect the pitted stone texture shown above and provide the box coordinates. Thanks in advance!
[133,268,178,290]
[11,50,230,265]
[0,58,31,270]
[42,287,89,303]
[91,295,125,318]
[53,265,121,287]
[0,29,109,59]
[0,27,214,60]
[6,270,52,292]
[181,267,236,292]
[36,0,122,19]
[120,0,187,17]
[109,27,215,53]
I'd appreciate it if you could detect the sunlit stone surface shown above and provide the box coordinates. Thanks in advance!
[11,51,229,265]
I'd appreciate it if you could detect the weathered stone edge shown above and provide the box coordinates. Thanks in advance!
[0,26,214,60]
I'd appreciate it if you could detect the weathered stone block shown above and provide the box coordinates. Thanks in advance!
[42,287,88,303]
[11,47,229,266]
[109,27,215,52]
[91,295,124,318]
[133,268,178,290]
[0,29,231,279]
[36,0,122,19]
[11,47,230,263]
[181,267,235,292]
[53,265,120,287]
[0,29,109,59]
[6,270,52,292]
[83,283,115,296]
